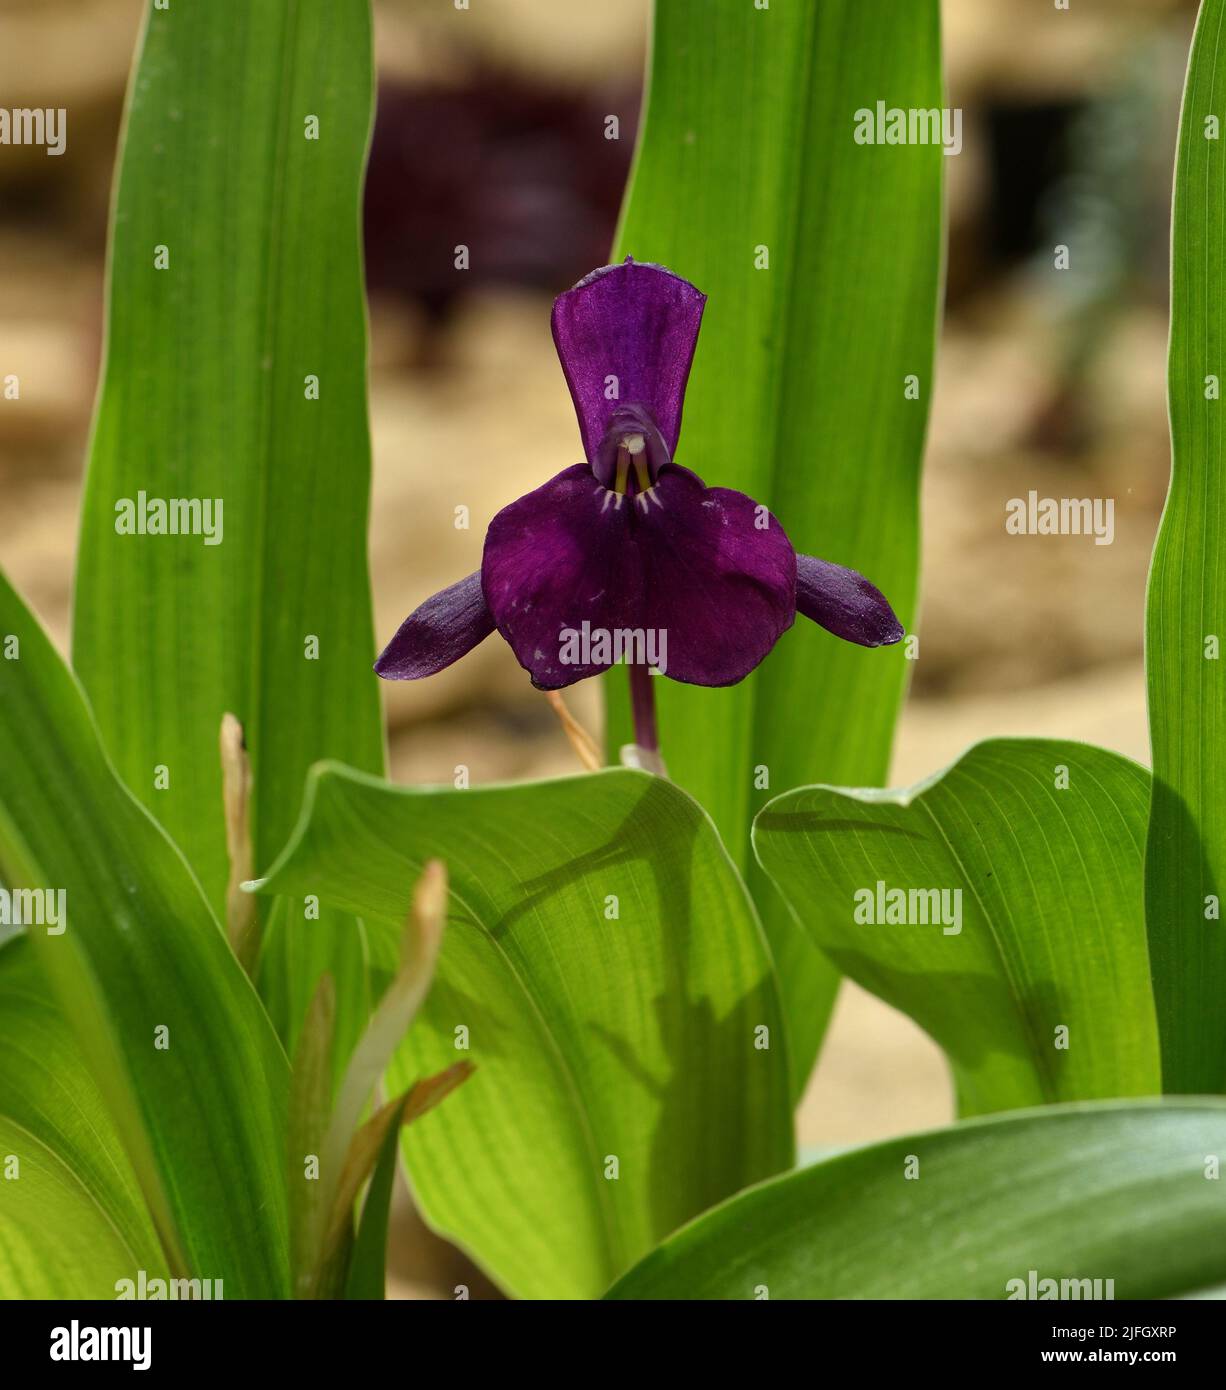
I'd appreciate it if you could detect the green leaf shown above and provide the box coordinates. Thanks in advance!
[607,1100,1226,1299]
[1146,0,1226,1093]
[0,936,165,1294]
[71,0,384,1074]
[255,765,792,1298]
[753,739,1161,1115]
[0,570,290,1296]
[287,974,336,1298]
[0,1115,142,1300]
[607,0,944,1092]
[319,1066,471,1300]
[343,1092,406,1301]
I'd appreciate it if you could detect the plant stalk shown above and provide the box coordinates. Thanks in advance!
[626,661,666,775]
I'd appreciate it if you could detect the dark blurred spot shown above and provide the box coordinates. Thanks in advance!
[363,69,639,333]
[982,100,1080,266]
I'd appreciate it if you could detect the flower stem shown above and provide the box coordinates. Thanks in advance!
[627,661,661,767]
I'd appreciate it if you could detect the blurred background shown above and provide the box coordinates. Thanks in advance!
[0,0,1198,1293]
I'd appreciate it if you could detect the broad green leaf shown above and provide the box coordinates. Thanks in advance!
[754,739,1160,1116]
[608,0,943,1092]
[0,1116,140,1300]
[71,0,384,1074]
[1146,0,1226,1093]
[607,1100,1226,1299]
[0,937,164,1289]
[256,765,792,1298]
[0,570,290,1296]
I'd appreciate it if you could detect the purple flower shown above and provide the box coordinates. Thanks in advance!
[375,258,903,692]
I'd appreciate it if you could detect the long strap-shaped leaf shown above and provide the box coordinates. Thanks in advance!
[754,739,1161,1116]
[607,1101,1226,1299]
[72,0,384,1074]
[607,0,943,1093]
[1147,0,1226,1093]
[255,764,792,1298]
[0,937,165,1293]
[0,1115,142,1300]
[0,571,290,1296]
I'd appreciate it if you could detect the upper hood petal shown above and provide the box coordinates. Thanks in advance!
[551,258,706,470]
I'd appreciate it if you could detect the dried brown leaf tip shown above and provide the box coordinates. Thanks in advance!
[219,712,258,970]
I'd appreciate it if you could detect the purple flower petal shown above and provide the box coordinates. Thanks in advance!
[482,465,644,689]
[636,467,797,686]
[375,570,495,679]
[795,553,904,647]
[551,259,706,473]
[481,463,796,689]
